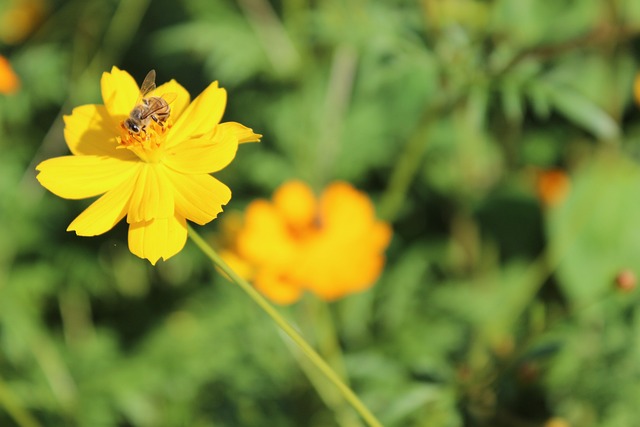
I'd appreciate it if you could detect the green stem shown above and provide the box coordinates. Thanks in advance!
[378,92,465,222]
[0,375,43,427]
[294,298,363,427]
[187,225,383,427]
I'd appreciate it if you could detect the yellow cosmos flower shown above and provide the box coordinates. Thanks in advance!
[36,67,260,264]
[221,181,392,304]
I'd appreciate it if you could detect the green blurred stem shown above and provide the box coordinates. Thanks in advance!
[379,93,464,222]
[378,122,431,222]
[294,298,363,427]
[238,0,300,75]
[0,375,43,427]
[187,226,383,427]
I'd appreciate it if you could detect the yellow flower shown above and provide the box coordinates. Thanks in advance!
[36,67,260,264]
[0,55,20,94]
[221,181,392,304]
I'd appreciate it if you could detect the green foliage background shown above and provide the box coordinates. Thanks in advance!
[2,0,640,426]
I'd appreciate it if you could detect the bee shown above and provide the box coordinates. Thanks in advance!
[124,70,175,134]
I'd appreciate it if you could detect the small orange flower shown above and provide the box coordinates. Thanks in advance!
[221,181,392,304]
[0,0,46,45]
[544,418,570,427]
[614,269,636,293]
[536,169,570,207]
[0,55,20,94]
[634,72,640,106]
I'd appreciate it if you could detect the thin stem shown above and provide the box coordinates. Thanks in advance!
[295,298,363,427]
[378,92,464,222]
[187,225,384,427]
[238,0,300,76]
[0,374,43,427]
[315,44,358,188]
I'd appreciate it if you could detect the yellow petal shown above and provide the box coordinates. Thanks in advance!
[367,221,393,252]
[320,182,376,239]
[128,215,188,265]
[273,180,317,230]
[303,235,386,301]
[166,172,231,225]
[166,82,227,146]
[215,122,262,144]
[152,79,190,121]
[63,104,134,159]
[101,66,139,122]
[67,178,135,236]
[127,164,175,223]
[36,155,140,199]
[220,249,255,281]
[254,269,302,305]
[163,135,238,175]
[236,200,299,269]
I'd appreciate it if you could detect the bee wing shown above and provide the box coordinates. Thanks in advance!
[159,92,177,105]
[138,70,157,99]
[138,95,176,120]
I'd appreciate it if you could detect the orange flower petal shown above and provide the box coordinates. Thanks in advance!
[167,172,231,225]
[254,269,302,305]
[163,135,238,175]
[292,182,391,300]
[127,164,175,223]
[67,178,135,236]
[101,66,139,122]
[63,104,134,158]
[365,221,393,252]
[273,180,317,230]
[36,155,140,199]
[167,82,227,146]
[536,169,570,207]
[320,182,377,238]
[300,235,385,300]
[128,215,188,265]
[237,200,299,268]
[220,249,255,281]
[0,55,20,94]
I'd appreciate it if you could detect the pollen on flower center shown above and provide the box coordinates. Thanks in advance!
[117,119,173,163]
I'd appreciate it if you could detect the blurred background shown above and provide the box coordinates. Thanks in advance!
[2,0,640,426]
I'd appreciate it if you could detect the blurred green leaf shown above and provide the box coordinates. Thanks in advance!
[548,152,640,302]
[548,83,619,140]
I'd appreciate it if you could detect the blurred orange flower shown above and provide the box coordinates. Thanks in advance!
[0,0,46,45]
[0,55,20,94]
[634,72,640,106]
[536,169,570,207]
[221,181,392,304]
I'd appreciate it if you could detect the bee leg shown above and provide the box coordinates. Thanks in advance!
[151,115,165,128]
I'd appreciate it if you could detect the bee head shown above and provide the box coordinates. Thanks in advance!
[125,118,140,134]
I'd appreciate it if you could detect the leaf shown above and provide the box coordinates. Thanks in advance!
[547,82,619,140]
[547,152,640,303]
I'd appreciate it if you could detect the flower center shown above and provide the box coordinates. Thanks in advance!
[117,119,173,163]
